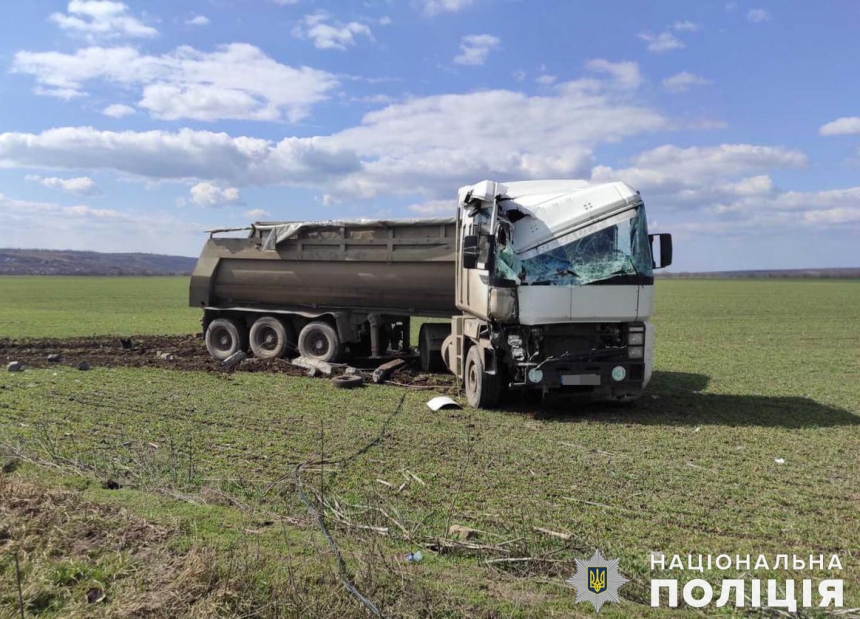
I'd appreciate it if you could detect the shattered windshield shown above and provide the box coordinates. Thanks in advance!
[496,206,653,286]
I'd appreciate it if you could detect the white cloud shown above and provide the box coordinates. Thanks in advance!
[26,175,100,195]
[185,15,209,26]
[0,193,60,213]
[325,78,669,198]
[408,199,454,215]
[12,44,338,122]
[0,127,362,186]
[591,144,806,192]
[592,143,860,239]
[64,204,122,218]
[535,74,556,86]
[819,117,860,136]
[49,0,157,41]
[293,11,373,51]
[413,0,474,17]
[453,34,500,66]
[663,72,713,93]
[584,59,642,90]
[0,191,202,255]
[102,103,136,117]
[638,31,685,53]
[190,182,241,207]
[244,208,271,219]
[747,9,770,23]
[0,70,669,200]
[673,20,700,32]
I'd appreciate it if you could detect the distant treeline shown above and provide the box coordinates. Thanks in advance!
[0,249,197,276]
[658,268,860,279]
[1,248,857,279]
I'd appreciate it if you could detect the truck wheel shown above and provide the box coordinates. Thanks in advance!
[298,321,343,363]
[249,316,295,360]
[419,323,448,372]
[205,318,248,361]
[464,345,501,409]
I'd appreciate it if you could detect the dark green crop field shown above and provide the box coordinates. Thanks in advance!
[1,277,858,618]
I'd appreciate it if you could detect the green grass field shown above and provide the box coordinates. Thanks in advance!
[0,276,200,338]
[1,277,859,617]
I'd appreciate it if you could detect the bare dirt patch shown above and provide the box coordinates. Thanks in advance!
[0,334,458,391]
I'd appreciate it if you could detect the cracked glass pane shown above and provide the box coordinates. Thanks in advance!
[496,207,653,286]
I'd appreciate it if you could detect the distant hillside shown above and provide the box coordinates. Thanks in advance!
[0,249,197,276]
[658,267,859,279]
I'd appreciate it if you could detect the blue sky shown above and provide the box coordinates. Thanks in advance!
[0,0,858,271]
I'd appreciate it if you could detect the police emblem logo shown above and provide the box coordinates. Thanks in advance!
[588,567,607,593]
[566,550,628,612]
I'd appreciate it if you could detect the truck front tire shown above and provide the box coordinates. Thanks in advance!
[249,316,296,360]
[205,317,248,361]
[464,345,501,409]
[298,321,343,363]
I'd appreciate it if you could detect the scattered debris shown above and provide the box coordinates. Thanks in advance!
[448,524,480,541]
[119,338,134,350]
[372,358,407,384]
[427,396,461,411]
[403,469,425,486]
[101,479,120,490]
[532,526,571,541]
[332,374,364,389]
[86,587,106,604]
[77,361,90,371]
[344,366,362,376]
[157,352,175,361]
[774,457,786,465]
[7,361,23,372]
[375,479,392,488]
[292,356,334,376]
[406,550,423,563]
[46,353,61,363]
[222,351,246,369]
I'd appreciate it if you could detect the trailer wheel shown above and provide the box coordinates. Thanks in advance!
[464,345,501,409]
[298,321,343,363]
[249,316,295,360]
[205,318,248,361]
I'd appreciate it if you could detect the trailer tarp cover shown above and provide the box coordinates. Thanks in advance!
[256,218,455,251]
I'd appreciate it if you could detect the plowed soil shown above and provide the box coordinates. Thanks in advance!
[0,334,457,389]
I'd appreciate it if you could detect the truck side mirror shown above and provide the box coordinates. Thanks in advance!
[462,234,479,269]
[649,233,673,269]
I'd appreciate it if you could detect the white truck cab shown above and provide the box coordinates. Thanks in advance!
[440,179,672,407]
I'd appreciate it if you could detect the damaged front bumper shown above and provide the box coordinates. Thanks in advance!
[520,359,646,400]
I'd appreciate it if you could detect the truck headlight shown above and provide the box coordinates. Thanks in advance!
[628,332,644,346]
[628,346,644,359]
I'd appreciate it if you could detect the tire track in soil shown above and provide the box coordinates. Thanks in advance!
[0,334,456,389]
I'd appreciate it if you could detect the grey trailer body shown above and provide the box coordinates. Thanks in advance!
[190,218,457,363]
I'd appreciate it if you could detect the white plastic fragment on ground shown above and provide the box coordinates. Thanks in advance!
[426,396,461,411]
[774,458,785,464]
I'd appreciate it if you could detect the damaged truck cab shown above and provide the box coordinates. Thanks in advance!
[440,180,672,407]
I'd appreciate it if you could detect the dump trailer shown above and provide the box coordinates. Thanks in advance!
[190,179,672,407]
